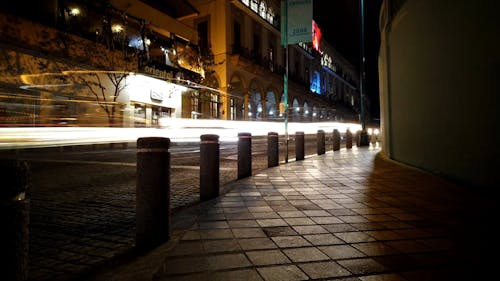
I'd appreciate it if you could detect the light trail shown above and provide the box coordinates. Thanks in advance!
[0,119,367,149]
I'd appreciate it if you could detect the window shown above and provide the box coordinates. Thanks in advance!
[230,98,237,120]
[134,103,146,127]
[266,8,275,24]
[253,33,261,59]
[197,20,209,56]
[233,21,241,52]
[268,44,274,71]
[152,106,171,126]
[259,1,267,18]
[191,92,200,118]
[210,93,219,118]
[251,0,258,12]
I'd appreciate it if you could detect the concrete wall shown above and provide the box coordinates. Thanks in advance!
[379,0,500,189]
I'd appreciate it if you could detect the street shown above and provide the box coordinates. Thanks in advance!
[1,133,343,281]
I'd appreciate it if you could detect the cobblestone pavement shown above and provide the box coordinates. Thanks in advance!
[86,145,492,281]
[25,140,306,281]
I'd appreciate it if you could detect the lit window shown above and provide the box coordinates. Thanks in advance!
[267,9,275,24]
[111,24,124,33]
[69,7,81,16]
[251,0,258,12]
[259,1,267,18]
[242,0,250,6]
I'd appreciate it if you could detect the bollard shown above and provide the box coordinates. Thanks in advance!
[295,131,305,160]
[136,137,170,250]
[200,134,220,201]
[267,132,279,167]
[359,130,370,146]
[317,130,325,155]
[355,130,361,147]
[346,129,353,149]
[1,160,30,281]
[332,129,340,151]
[238,132,252,179]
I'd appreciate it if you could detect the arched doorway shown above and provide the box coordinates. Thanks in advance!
[228,74,245,120]
[292,98,300,121]
[249,80,263,120]
[266,90,276,120]
[303,102,309,121]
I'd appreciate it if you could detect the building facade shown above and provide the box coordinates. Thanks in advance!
[184,0,360,122]
[0,0,361,127]
[0,0,204,127]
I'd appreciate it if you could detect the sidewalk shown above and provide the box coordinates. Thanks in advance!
[84,146,493,281]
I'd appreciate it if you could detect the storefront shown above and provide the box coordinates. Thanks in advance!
[118,73,189,128]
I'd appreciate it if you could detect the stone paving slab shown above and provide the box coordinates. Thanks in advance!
[84,146,494,281]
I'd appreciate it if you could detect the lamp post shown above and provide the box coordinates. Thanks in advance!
[358,0,370,146]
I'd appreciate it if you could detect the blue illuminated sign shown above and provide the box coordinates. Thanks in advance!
[310,71,321,94]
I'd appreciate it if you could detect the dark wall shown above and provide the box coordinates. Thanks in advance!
[379,0,500,189]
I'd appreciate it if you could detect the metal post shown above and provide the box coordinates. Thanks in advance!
[136,137,170,250]
[295,131,305,160]
[282,0,290,163]
[358,0,370,146]
[332,129,341,151]
[317,129,325,155]
[1,160,30,281]
[360,0,366,130]
[238,132,252,179]
[200,134,220,201]
[267,132,279,167]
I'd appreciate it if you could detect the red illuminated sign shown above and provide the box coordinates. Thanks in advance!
[312,20,322,52]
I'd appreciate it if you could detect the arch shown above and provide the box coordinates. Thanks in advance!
[303,102,309,120]
[228,72,247,120]
[312,105,318,120]
[265,85,279,119]
[265,90,276,119]
[228,71,247,95]
[292,98,300,121]
[203,72,221,119]
[249,78,264,120]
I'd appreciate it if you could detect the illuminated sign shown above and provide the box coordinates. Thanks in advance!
[321,53,337,72]
[142,66,175,80]
[282,0,313,45]
[310,70,321,94]
[150,90,164,101]
[312,20,321,52]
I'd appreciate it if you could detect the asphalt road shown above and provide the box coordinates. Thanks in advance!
[2,134,341,281]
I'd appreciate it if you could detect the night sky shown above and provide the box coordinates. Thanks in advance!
[313,0,383,119]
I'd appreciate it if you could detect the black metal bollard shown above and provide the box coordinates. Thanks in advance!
[1,160,30,281]
[317,130,325,155]
[295,131,305,160]
[200,134,220,201]
[346,129,353,149]
[238,132,252,179]
[136,137,170,250]
[332,129,341,151]
[267,132,279,167]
